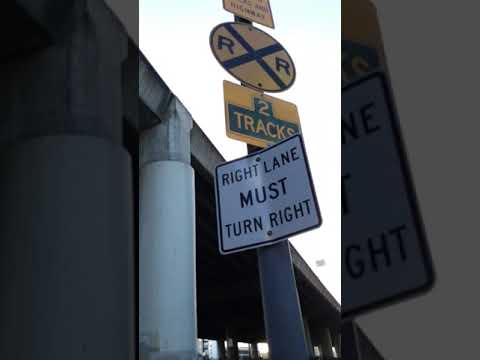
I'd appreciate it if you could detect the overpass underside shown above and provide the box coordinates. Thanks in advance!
[141,45,341,347]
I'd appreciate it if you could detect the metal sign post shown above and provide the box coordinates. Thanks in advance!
[247,137,314,360]
[237,12,311,359]
[257,241,311,360]
[209,10,317,358]
[234,12,313,359]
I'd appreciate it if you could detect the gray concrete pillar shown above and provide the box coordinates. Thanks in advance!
[249,343,260,359]
[218,340,227,360]
[0,1,134,359]
[0,136,134,359]
[227,339,240,360]
[303,316,315,359]
[316,345,324,360]
[341,322,360,360]
[139,97,197,360]
[209,340,227,360]
[331,331,341,358]
[197,339,204,356]
[319,329,334,359]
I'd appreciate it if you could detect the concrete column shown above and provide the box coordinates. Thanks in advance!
[331,331,341,358]
[216,340,227,360]
[227,339,240,360]
[319,329,334,359]
[197,339,204,356]
[209,340,227,360]
[249,343,260,359]
[0,136,134,359]
[316,345,324,360]
[303,316,315,359]
[0,1,134,359]
[139,98,197,359]
[341,322,361,360]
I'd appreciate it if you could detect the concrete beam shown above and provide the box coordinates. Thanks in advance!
[139,52,174,128]
[0,0,128,148]
[13,0,75,37]
[0,3,51,61]
[140,96,192,165]
[291,246,341,317]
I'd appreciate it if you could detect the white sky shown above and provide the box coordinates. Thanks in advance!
[138,0,340,302]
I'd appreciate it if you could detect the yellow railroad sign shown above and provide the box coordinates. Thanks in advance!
[342,0,387,85]
[210,22,296,93]
[223,0,275,29]
[342,0,385,57]
[224,80,301,148]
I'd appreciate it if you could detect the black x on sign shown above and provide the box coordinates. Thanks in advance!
[210,22,296,93]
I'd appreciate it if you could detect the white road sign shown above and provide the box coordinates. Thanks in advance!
[342,72,434,318]
[215,134,322,255]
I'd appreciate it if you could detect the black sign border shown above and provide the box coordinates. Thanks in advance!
[209,22,296,93]
[215,134,322,255]
[342,72,436,319]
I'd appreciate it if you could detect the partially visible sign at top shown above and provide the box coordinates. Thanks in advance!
[223,0,275,29]
[342,0,386,85]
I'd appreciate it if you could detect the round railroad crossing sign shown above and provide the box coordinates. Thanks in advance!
[210,22,296,93]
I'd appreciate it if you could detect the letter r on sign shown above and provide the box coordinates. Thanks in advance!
[218,36,235,55]
[276,57,291,76]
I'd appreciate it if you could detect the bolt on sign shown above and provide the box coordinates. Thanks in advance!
[210,22,296,93]
[223,0,275,29]
[342,72,434,318]
[223,80,301,148]
[342,0,386,86]
[215,134,322,255]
